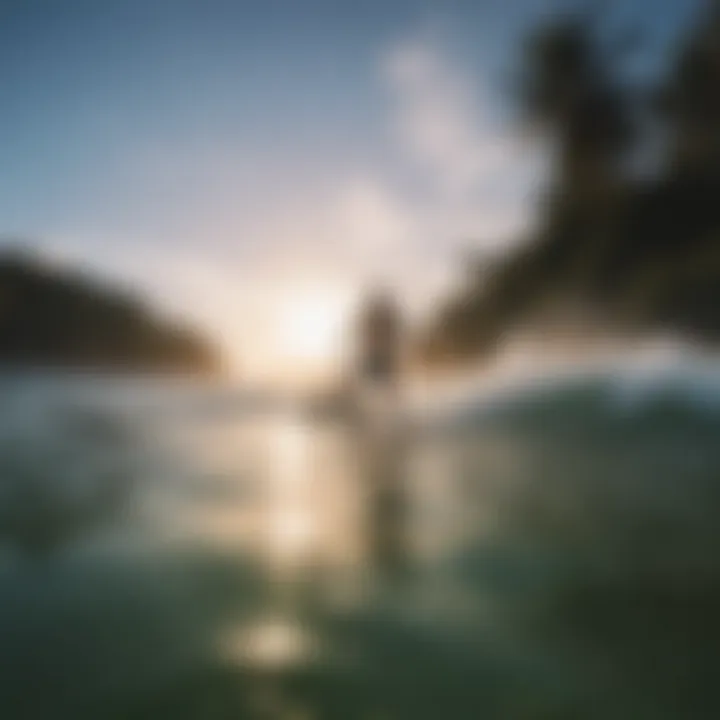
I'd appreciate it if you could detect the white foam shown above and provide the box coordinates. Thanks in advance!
[408,336,720,426]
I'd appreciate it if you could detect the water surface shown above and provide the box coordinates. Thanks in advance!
[0,366,718,719]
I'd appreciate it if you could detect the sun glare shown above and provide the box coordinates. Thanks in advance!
[277,292,348,367]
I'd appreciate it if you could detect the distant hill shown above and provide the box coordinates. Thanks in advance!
[0,249,220,375]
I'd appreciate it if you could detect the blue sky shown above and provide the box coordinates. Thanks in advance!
[0,0,701,379]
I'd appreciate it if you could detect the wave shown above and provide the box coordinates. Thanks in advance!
[421,344,720,434]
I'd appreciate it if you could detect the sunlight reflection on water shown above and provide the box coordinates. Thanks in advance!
[221,616,321,670]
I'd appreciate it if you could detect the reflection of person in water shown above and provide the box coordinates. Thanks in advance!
[365,439,410,577]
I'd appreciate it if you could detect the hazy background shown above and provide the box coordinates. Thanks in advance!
[1,3,720,719]
[0,0,696,383]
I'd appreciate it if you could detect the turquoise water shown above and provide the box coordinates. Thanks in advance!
[0,364,718,719]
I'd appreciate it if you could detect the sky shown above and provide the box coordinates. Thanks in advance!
[0,0,700,382]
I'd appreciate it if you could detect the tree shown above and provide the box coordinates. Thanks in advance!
[516,8,635,207]
[661,1,720,174]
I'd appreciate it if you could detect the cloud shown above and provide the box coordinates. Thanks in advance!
[380,38,542,247]
[383,40,511,195]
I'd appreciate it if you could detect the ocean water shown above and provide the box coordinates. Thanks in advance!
[0,358,718,720]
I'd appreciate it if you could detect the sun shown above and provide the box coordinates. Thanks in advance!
[276,291,348,368]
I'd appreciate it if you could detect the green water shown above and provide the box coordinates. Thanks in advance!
[0,368,718,719]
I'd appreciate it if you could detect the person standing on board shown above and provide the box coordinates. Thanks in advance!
[355,288,403,400]
[355,289,410,575]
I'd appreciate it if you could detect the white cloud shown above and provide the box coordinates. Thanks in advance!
[382,39,524,200]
